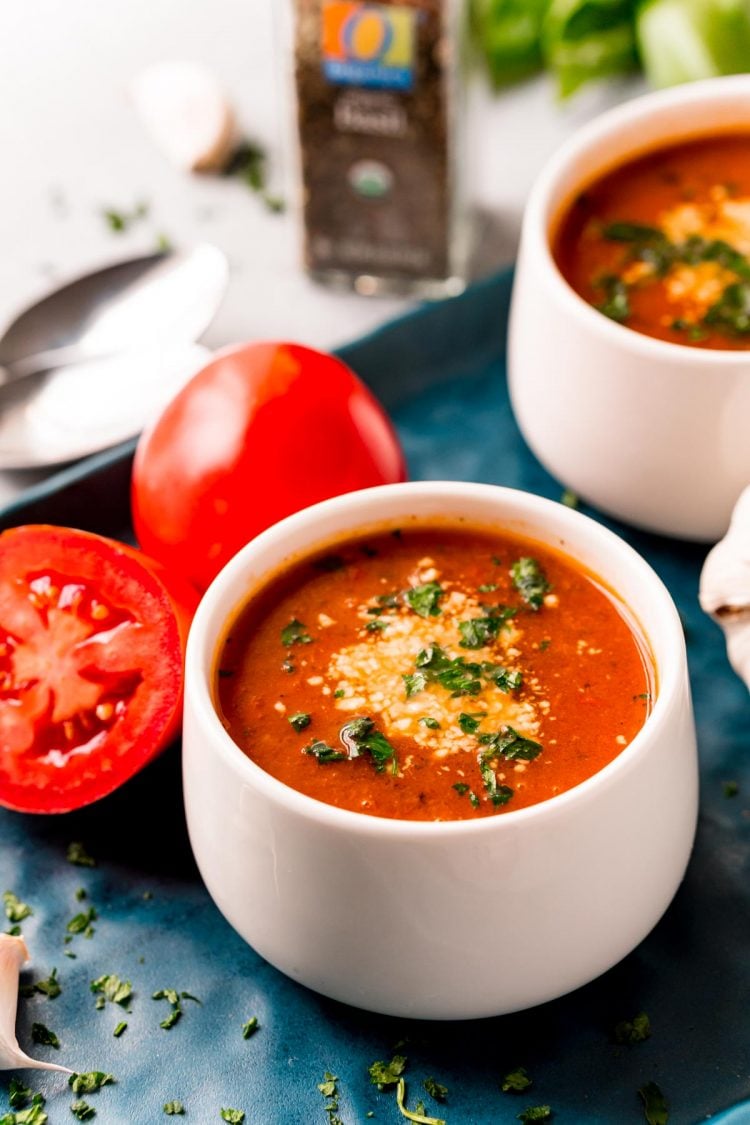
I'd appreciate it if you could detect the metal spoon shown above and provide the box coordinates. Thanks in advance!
[0,243,227,385]
[0,244,227,469]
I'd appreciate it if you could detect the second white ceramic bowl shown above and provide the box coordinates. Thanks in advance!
[509,75,750,542]
[183,481,698,1019]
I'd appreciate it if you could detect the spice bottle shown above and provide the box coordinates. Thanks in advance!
[291,0,467,297]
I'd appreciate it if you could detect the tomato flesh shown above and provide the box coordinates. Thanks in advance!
[0,526,197,814]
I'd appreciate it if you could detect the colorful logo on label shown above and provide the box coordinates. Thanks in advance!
[321,2,416,92]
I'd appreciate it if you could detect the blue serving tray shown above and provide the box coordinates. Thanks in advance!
[1,270,749,1125]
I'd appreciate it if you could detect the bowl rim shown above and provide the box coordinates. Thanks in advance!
[184,481,688,839]
[524,73,750,367]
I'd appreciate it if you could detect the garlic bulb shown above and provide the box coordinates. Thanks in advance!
[699,485,750,692]
[130,60,237,173]
[0,934,71,1072]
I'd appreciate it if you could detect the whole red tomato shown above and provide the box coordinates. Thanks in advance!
[131,342,407,591]
[0,525,199,814]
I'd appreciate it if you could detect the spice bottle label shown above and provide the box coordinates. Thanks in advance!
[294,0,462,292]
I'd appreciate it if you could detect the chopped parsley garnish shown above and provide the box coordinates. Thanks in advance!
[561,490,579,509]
[3,891,32,924]
[478,761,514,808]
[469,791,481,809]
[68,1074,114,1096]
[163,1104,185,1116]
[477,583,498,593]
[152,988,201,1030]
[404,672,428,698]
[614,1012,651,1044]
[478,726,542,762]
[9,1079,34,1108]
[395,1078,445,1124]
[304,740,347,764]
[313,554,347,572]
[502,1067,532,1092]
[90,975,132,1009]
[70,1102,96,1121]
[458,606,516,649]
[458,712,483,734]
[422,1077,448,1102]
[510,558,550,610]
[405,582,443,618]
[482,664,523,693]
[66,907,97,938]
[102,200,148,233]
[453,783,469,796]
[241,1017,259,1039]
[368,1054,407,1089]
[318,1072,343,1125]
[219,1111,245,1124]
[288,712,311,732]
[516,1108,552,1123]
[475,726,539,806]
[224,139,285,213]
[66,842,96,868]
[638,1081,668,1125]
[75,888,87,901]
[340,718,398,775]
[21,968,61,1000]
[724,780,740,798]
[334,689,346,699]
[113,1022,127,1038]
[366,619,389,632]
[280,618,312,646]
[603,220,668,247]
[407,645,483,698]
[705,281,750,334]
[596,227,750,338]
[538,639,551,652]
[419,717,441,730]
[31,1022,60,1048]
[596,275,630,322]
[1,1101,48,1125]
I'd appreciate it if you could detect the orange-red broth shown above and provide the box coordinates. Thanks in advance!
[216,527,653,822]
[554,133,750,349]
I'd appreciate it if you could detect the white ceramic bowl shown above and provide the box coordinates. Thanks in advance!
[182,481,698,1019]
[509,75,750,543]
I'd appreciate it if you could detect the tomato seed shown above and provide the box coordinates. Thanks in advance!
[95,702,115,722]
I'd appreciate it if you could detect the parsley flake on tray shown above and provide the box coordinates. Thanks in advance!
[90,975,132,1009]
[68,1074,115,1095]
[3,892,32,925]
[66,842,96,868]
[30,1022,59,1049]
[639,1081,669,1125]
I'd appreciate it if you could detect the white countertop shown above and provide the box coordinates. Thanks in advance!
[0,0,644,505]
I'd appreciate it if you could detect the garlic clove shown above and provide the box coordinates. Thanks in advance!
[0,934,72,1073]
[129,60,237,173]
[699,484,750,692]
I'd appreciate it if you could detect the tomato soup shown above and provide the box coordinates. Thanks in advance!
[216,526,653,822]
[554,133,750,349]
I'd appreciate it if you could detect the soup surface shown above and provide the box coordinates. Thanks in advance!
[554,133,750,349]
[217,526,653,822]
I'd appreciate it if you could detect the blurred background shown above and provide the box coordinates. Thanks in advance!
[2,0,749,505]
[0,0,651,354]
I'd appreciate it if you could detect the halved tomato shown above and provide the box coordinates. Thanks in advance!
[0,525,198,814]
